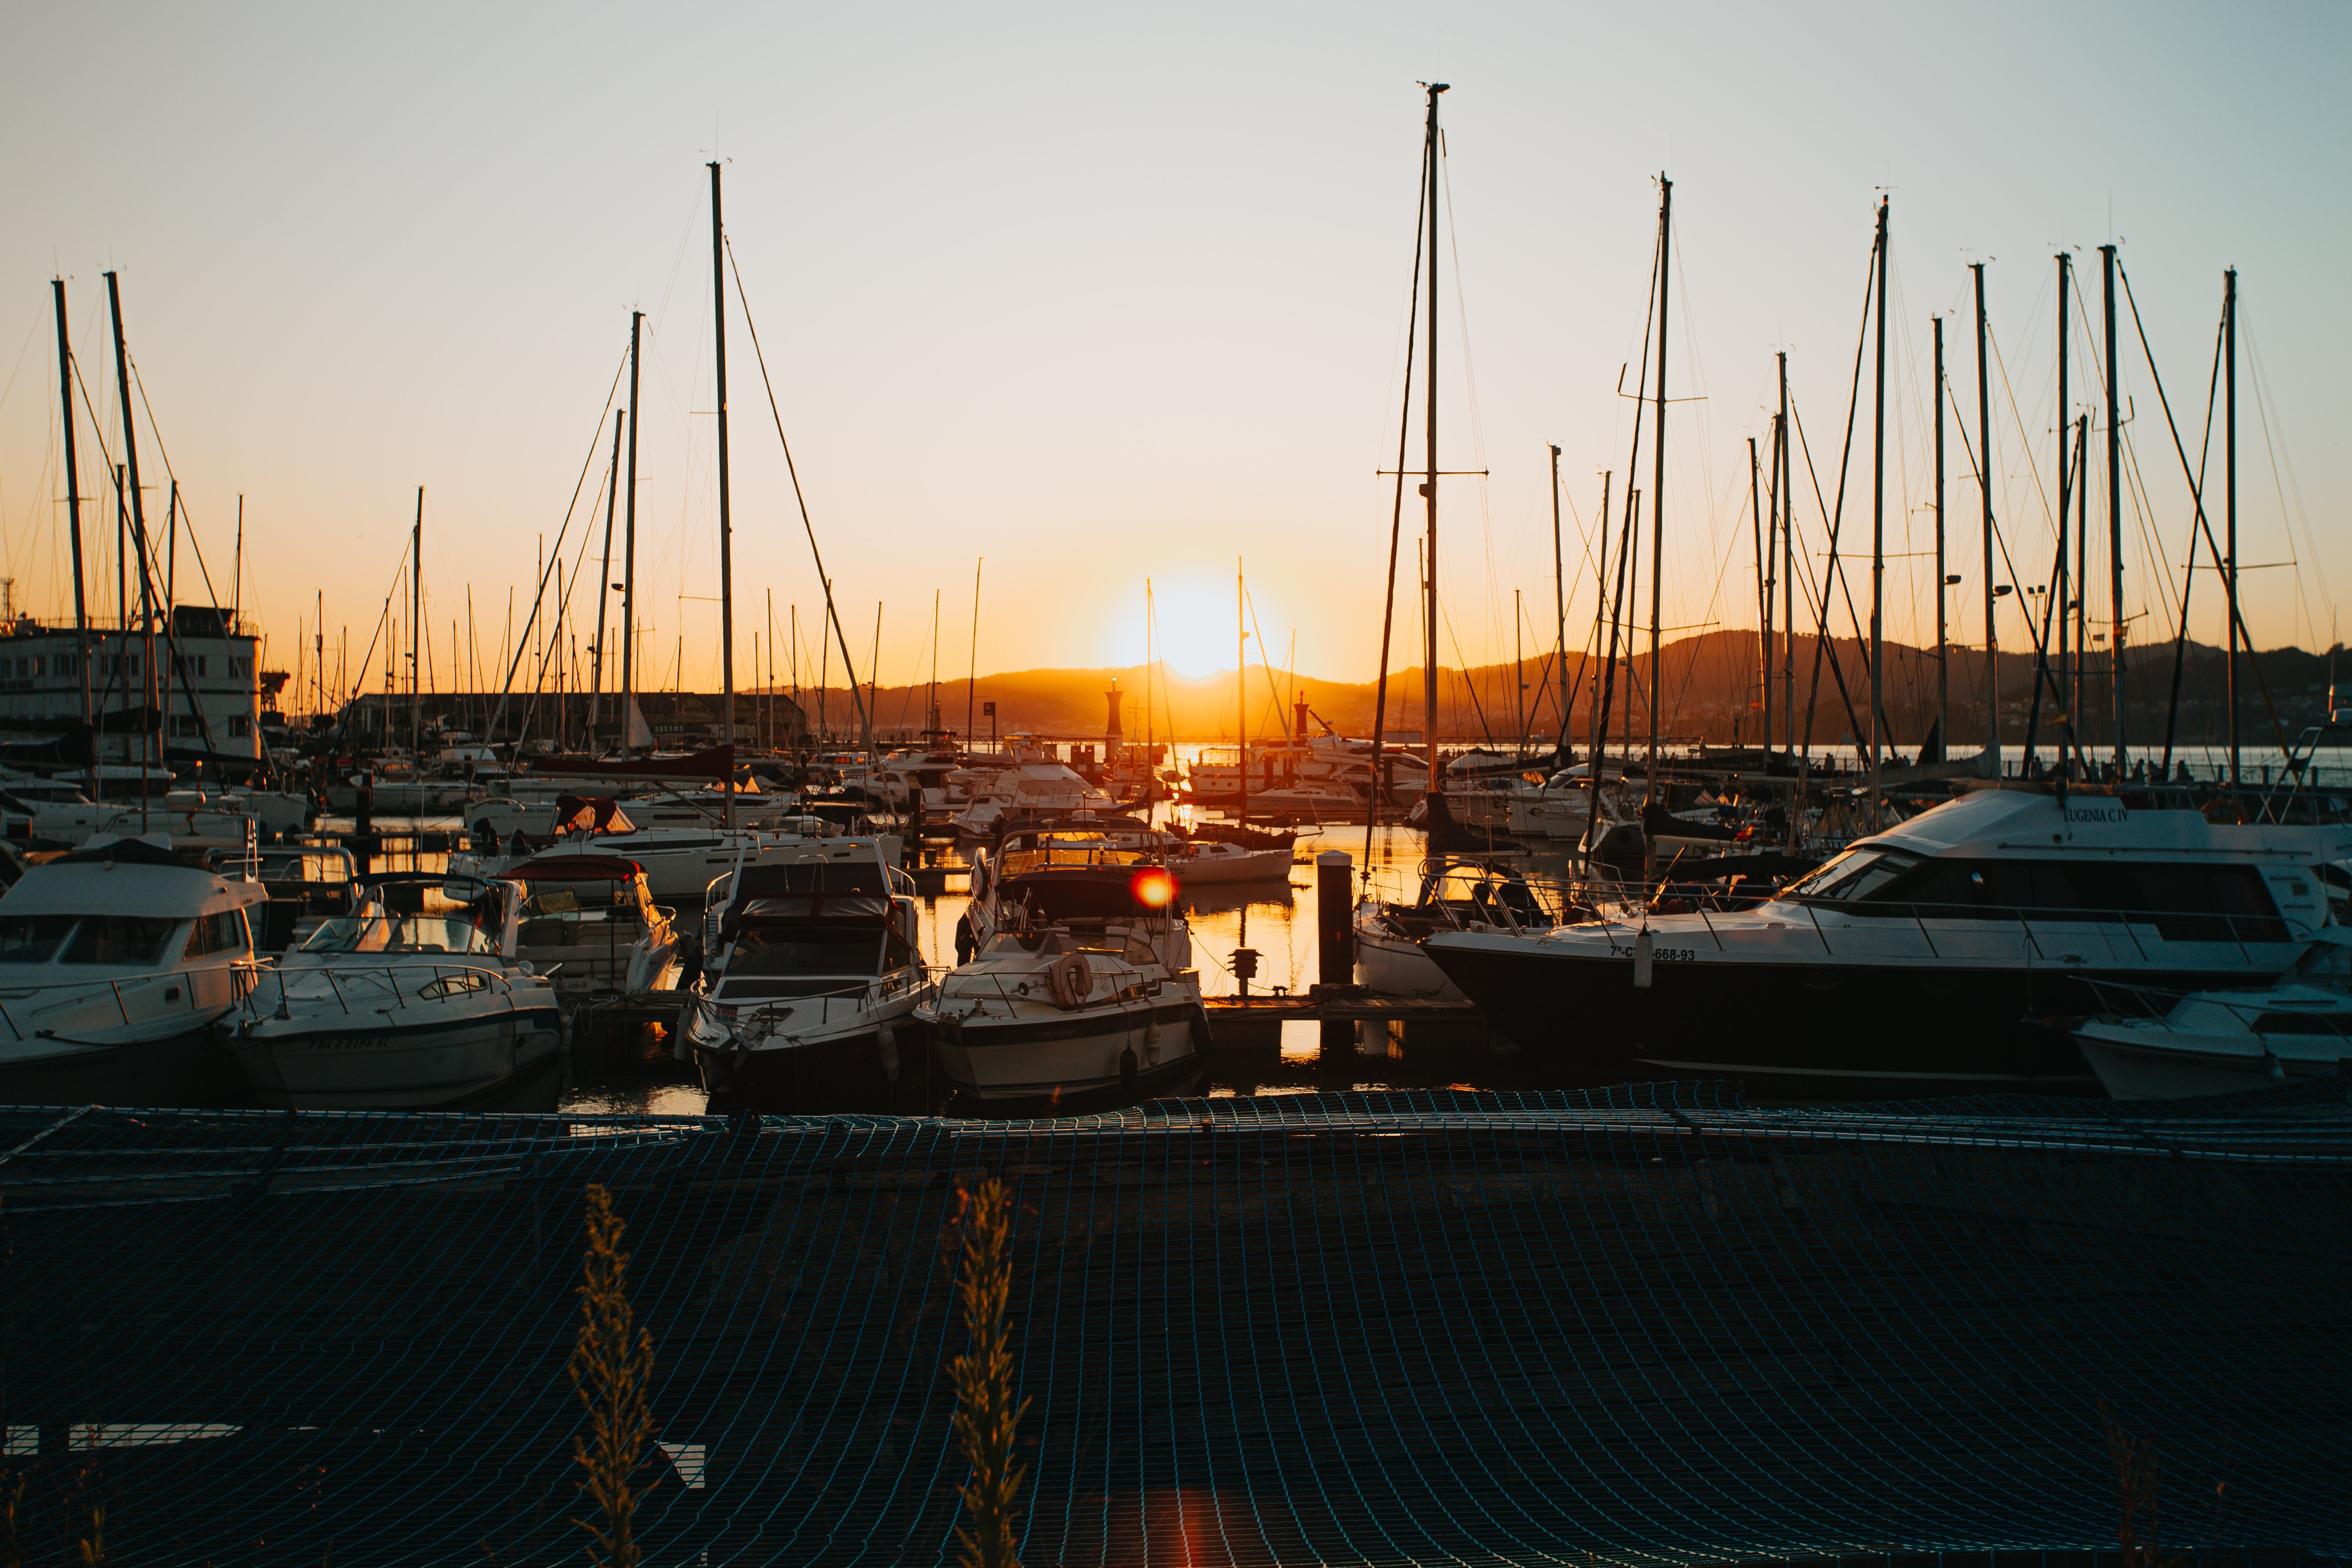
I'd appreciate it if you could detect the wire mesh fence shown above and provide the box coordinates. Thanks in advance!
[1,1078,2347,1565]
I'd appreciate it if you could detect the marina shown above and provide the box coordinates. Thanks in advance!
[5,7,2351,1562]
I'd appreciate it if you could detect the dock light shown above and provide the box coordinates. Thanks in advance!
[1130,866,1178,909]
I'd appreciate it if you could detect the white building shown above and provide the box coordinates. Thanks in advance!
[0,607,263,761]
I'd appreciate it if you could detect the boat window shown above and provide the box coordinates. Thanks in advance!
[182,908,252,959]
[1778,848,1919,902]
[0,914,79,964]
[420,971,494,998]
[2252,1011,2349,1037]
[300,915,494,955]
[1879,858,2287,940]
[728,927,886,978]
[60,916,179,966]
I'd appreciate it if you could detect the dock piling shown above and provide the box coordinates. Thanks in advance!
[1317,849,1354,1057]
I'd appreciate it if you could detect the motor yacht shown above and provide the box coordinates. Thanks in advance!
[682,844,934,1113]
[1425,786,2347,1096]
[932,830,1205,1102]
[496,855,681,1000]
[1354,858,1567,1000]
[230,873,562,1110]
[0,835,265,1105]
[2073,929,2352,1099]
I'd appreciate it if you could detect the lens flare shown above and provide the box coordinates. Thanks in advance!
[1130,866,1178,908]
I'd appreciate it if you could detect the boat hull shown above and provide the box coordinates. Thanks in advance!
[0,1023,242,1107]
[2072,1023,2351,1100]
[232,1005,564,1111]
[695,1004,938,1116]
[1419,938,2193,1097]
[925,997,1203,1100]
[1351,916,1466,1002]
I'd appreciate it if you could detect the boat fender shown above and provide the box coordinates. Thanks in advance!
[878,1022,901,1083]
[1046,953,1092,1008]
[1633,928,1654,989]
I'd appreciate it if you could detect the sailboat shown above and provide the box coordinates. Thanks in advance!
[1351,82,1487,999]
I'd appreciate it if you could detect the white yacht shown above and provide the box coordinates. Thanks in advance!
[1168,837,1293,884]
[230,873,562,1110]
[495,855,682,999]
[929,830,1205,1102]
[2073,929,2352,1099]
[0,836,266,1105]
[951,760,1117,836]
[1425,786,2348,1097]
[1354,858,1565,1000]
[681,843,935,1114]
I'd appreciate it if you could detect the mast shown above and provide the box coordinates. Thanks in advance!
[2102,243,2123,776]
[709,161,735,824]
[1750,434,1764,752]
[103,272,160,804]
[1868,195,1887,820]
[1646,174,1671,807]
[411,485,423,758]
[51,280,94,797]
[968,558,982,751]
[2075,414,2089,771]
[1934,313,1948,750]
[1513,588,1524,759]
[1973,262,1997,771]
[1550,443,1568,756]
[1420,80,1446,804]
[1237,558,1248,828]
[591,410,622,744]
[621,308,643,750]
[2056,249,2073,776]
[929,587,941,737]
[1779,351,1794,757]
[2220,266,2239,799]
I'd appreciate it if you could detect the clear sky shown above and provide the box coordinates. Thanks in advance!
[2,2,2344,704]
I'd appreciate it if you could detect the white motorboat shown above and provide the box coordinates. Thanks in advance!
[29,798,260,853]
[1426,786,2348,1097]
[231,873,562,1110]
[495,855,682,999]
[951,761,1118,836]
[681,843,935,1114]
[931,834,1205,1102]
[0,835,265,1105]
[455,794,897,907]
[1168,837,1293,884]
[2073,929,2352,1099]
[1353,858,1566,1001]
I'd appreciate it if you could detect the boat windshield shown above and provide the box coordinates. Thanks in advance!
[0,914,82,964]
[727,926,886,978]
[61,917,180,965]
[1775,847,1921,903]
[300,915,497,955]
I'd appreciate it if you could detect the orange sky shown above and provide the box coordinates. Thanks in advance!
[3,4,2344,702]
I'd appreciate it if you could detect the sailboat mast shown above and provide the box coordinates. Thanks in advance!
[1934,312,1948,749]
[2101,243,2122,776]
[1550,444,1568,756]
[1750,435,1764,752]
[51,280,94,797]
[591,410,622,747]
[1420,80,1446,802]
[2220,270,2239,790]
[2055,249,2072,776]
[621,308,643,750]
[1868,195,1887,821]
[1238,558,1248,828]
[709,161,735,823]
[103,272,159,807]
[967,558,982,751]
[411,485,423,759]
[1646,176,1671,808]
[1779,351,1793,757]
[1973,262,1997,769]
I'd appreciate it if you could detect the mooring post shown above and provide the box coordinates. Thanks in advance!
[1316,849,1353,1059]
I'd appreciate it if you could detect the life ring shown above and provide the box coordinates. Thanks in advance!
[1045,952,1092,1008]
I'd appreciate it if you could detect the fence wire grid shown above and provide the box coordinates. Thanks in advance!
[1,1078,2347,1566]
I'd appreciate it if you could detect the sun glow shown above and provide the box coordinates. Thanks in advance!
[1098,572,1289,679]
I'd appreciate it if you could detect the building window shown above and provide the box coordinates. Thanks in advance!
[194,656,208,677]
[170,716,203,738]
[228,715,251,738]
[30,657,42,677]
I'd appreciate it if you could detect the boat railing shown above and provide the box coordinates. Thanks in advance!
[694,964,935,1033]
[0,960,265,1043]
[247,959,528,1020]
